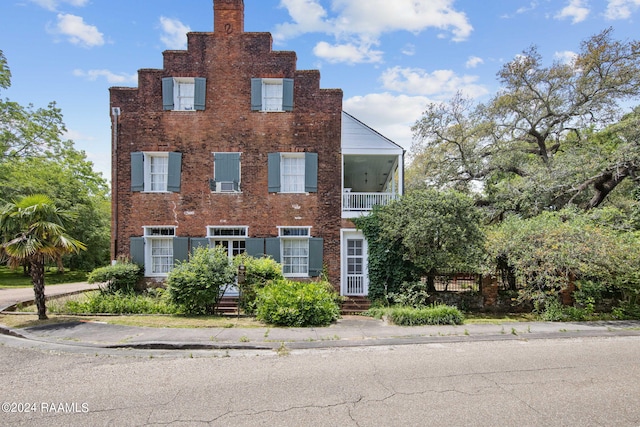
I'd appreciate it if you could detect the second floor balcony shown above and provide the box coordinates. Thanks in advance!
[341,111,405,218]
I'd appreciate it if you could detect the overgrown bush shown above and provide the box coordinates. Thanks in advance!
[233,254,284,314]
[167,246,236,315]
[366,304,464,326]
[387,281,430,308]
[87,262,142,294]
[255,280,341,327]
[57,289,178,315]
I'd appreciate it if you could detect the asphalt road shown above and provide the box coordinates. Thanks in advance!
[1,335,639,426]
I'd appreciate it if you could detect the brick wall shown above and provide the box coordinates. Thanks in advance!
[110,25,344,287]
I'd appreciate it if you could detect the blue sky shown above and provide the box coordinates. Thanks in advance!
[2,0,639,180]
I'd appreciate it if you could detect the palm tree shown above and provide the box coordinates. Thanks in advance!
[0,194,86,320]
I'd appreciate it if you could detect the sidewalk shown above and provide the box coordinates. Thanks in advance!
[2,285,640,351]
[0,282,101,312]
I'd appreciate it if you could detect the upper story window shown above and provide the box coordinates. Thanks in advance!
[131,152,182,193]
[268,152,318,194]
[281,154,305,193]
[210,153,241,193]
[251,78,294,112]
[162,77,206,111]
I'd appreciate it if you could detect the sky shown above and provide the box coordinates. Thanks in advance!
[1,0,640,181]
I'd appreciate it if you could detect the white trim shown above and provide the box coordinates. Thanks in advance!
[277,226,312,237]
[207,226,249,238]
[340,229,369,296]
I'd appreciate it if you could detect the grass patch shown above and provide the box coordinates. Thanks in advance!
[0,266,87,288]
[0,313,265,329]
[366,304,464,326]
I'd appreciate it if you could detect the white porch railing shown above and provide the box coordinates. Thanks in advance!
[346,275,365,295]
[342,192,398,212]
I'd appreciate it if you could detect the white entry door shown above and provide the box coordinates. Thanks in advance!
[341,230,368,296]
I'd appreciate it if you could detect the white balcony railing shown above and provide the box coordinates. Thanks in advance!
[342,192,398,212]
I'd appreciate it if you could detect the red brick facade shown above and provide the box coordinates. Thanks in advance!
[110,0,344,287]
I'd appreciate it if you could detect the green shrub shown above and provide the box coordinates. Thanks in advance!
[167,246,237,315]
[365,304,464,326]
[87,262,142,294]
[58,289,178,315]
[233,254,284,315]
[388,281,430,308]
[255,280,341,327]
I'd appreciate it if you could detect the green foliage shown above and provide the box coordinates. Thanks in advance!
[387,281,430,308]
[167,246,236,315]
[355,190,484,301]
[59,289,178,315]
[366,304,464,326]
[232,253,284,314]
[87,262,142,294]
[353,210,419,301]
[0,54,110,271]
[487,208,640,304]
[410,30,640,215]
[255,280,341,327]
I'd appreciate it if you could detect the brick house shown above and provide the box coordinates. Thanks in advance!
[109,0,404,298]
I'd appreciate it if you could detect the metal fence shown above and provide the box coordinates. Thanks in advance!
[430,272,481,293]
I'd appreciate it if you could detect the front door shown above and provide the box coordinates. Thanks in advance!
[342,230,368,296]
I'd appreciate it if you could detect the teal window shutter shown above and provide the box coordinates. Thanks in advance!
[167,152,182,192]
[251,78,263,111]
[245,238,265,257]
[130,237,145,266]
[214,153,241,184]
[173,237,189,263]
[305,153,318,193]
[194,77,206,111]
[283,78,294,112]
[190,238,210,254]
[131,152,144,192]
[265,238,281,263]
[162,77,174,110]
[309,238,323,277]
[268,153,281,192]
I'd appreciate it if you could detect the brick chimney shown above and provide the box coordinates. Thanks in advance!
[214,0,244,35]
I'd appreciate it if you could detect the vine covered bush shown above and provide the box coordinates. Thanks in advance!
[255,280,341,327]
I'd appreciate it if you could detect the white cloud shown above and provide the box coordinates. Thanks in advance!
[159,17,191,50]
[344,93,430,150]
[275,0,473,64]
[30,0,89,12]
[51,13,104,48]
[605,0,640,19]
[73,69,138,84]
[555,0,590,24]
[380,66,489,99]
[313,41,383,64]
[554,50,578,65]
[465,56,484,69]
[402,44,416,56]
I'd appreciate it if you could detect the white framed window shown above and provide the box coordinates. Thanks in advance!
[278,227,311,277]
[281,154,305,193]
[144,153,168,192]
[208,227,248,259]
[262,79,284,112]
[144,227,176,276]
[162,77,206,112]
[174,78,195,111]
[251,78,293,112]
